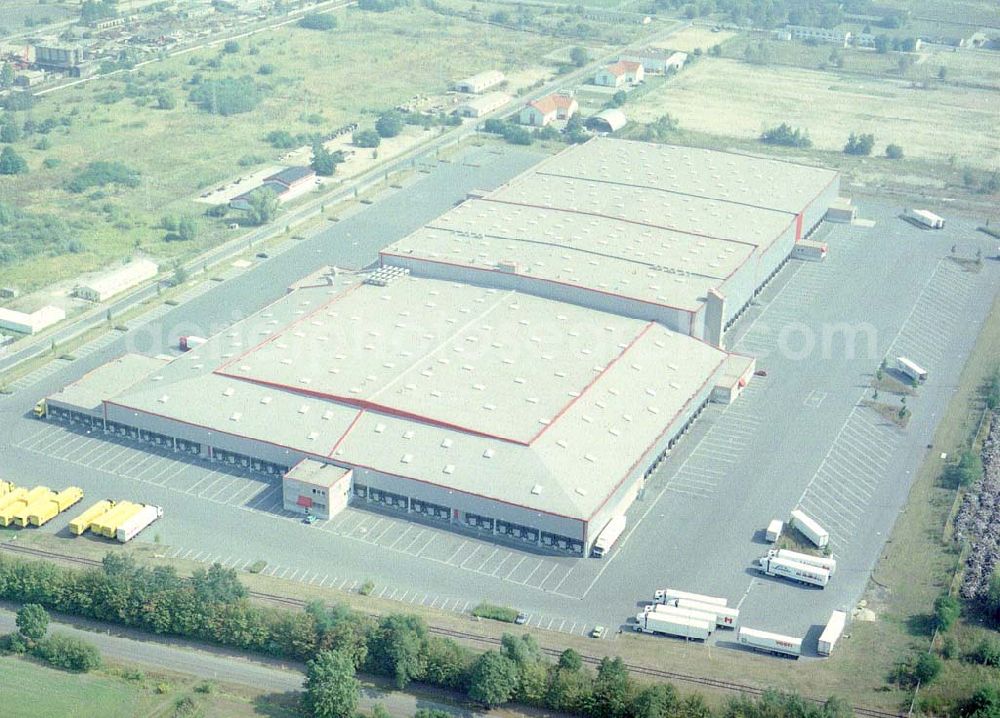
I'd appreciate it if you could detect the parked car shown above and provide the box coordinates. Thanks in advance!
[256,252,269,259]
[590,625,607,639]
[514,613,528,625]
[754,369,768,377]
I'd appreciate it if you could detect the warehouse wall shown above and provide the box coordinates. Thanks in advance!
[800,176,840,238]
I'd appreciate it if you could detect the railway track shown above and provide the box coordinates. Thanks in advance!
[0,542,904,718]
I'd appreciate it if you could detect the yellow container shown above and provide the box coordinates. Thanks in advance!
[92,502,141,539]
[53,487,84,512]
[0,487,26,512]
[14,491,56,527]
[69,500,115,536]
[0,487,48,527]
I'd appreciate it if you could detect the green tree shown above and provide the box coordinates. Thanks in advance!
[642,114,678,142]
[1,115,20,143]
[299,12,338,30]
[558,648,582,671]
[367,614,428,689]
[632,683,680,718]
[960,686,1000,718]
[191,562,247,603]
[302,650,359,718]
[375,112,404,138]
[34,633,102,672]
[246,187,280,226]
[914,652,942,684]
[16,603,49,644]
[468,650,519,708]
[0,146,27,175]
[588,656,631,718]
[177,216,198,241]
[844,132,875,156]
[885,143,904,159]
[570,46,589,67]
[0,63,14,89]
[155,91,176,110]
[607,90,627,108]
[934,594,960,631]
[353,129,381,148]
[311,142,343,176]
[223,40,240,54]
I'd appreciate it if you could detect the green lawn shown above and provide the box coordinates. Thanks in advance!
[0,6,560,293]
[0,656,159,717]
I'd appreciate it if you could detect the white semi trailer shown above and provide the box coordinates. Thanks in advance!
[757,556,830,588]
[116,505,163,543]
[738,627,802,658]
[897,356,928,383]
[643,604,717,632]
[634,612,711,641]
[904,208,945,229]
[769,548,837,575]
[765,519,783,543]
[818,611,847,656]
[653,588,727,606]
[591,515,626,557]
[789,509,829,548]
[673,598,740,628]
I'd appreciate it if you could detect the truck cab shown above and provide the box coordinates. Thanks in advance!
[32,399,46,419]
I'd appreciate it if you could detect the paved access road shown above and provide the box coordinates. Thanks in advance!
[0,604,483,717]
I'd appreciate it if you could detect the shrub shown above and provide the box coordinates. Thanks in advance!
[501,125,534,146]
[913,652,942,684]
[760,123,812,148]
[0,146,27,175]
[933,594,960,631]
[471,603,519,622]
[66,161,140,193]
[265,130,299,149]
[482,118,507,134]
[353,129,381,148]
[375,112,403,138]
[359,579,375,595]
[34,633,102,672]
[299,13,337,30]
[885,143,904,159]
[970,638,1000,666]
[257,63,276,75]
[223,40,240,53]
[189,77,262,116]
[155,91,175,109]
[844,132,876,156]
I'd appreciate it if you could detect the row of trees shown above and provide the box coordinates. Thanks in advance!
[0,552,849,718]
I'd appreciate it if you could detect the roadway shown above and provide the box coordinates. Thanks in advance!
[0,604,486,717]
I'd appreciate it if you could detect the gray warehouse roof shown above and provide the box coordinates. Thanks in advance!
[77,276,727,520]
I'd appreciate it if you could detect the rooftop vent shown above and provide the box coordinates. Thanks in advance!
[230,412,242,422]
[443,464,455,475]
[441,438,453,448]
[223,387,235,397]
[298,405,309,414]
[260,396,272,405]
[401,454,413,464]
[483,448,495,459]
[531,484,543,495]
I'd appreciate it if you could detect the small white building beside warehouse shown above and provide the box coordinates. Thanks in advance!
[594,60,644,88]
[455,91,511,118]
[518,93,578,126]
[73,258,158,303]
[454,70,505,94]
[282,459,352,520]
[0,305,66,335]
[617,50,687,74]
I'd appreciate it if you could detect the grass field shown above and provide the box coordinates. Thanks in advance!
[0,6,558,294]
[0,654,303,717]
[628,57,999,168]
[0,1,76,31]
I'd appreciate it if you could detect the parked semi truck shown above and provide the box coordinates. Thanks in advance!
[896,356,928,383]
[769,548,837,575]
[0,488,28,515]
[591,515,626,557]
[634,611,711,641]
[818,611,847,656]
[653,588,727,606]
[116,505,163,543]
[92,501,142,538]
[69,499,115,535]
[757,555,830,588]
[32,399,46,418]
[738,627,802,658]
[789,509,829,548]
[643,604,717,631]
[179,335,207,351]
[904,208,945,229]
[14,490,56,527]
[673,598,740,628]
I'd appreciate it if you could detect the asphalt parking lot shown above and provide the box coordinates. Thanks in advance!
[2,174,999,652]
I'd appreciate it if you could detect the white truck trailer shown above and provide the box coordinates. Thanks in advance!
[634,611,711,641]
[653,588,727,606]
[738,627,802,658]
[765,519,783,543]
[674,598,740,628]
[896,356,928,383]
[179,335,207,351]
[818,611,847,656]
[116,505,163,543]
[757,556,830,588]
[769,548,837,575]
[904,208,945,229]
[591,515,626,558]
[789,509,829,548]
[643,604,717,631]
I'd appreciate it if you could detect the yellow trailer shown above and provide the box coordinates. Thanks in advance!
[69,499,115,536]
[92,502,141,539]
[0,487,49,527]
[15,491,56,527]
[27,486,80,527]
[0,488,27,513]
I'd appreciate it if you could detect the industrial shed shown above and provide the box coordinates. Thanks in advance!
[73,259,158,303]
[381,137,839,346]
[46,275,729,555]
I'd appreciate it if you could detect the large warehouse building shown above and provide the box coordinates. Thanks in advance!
[42,139,839,555]
[383,138,839,345]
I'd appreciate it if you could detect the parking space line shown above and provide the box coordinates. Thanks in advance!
[503,556,526,580]
[387,525,413,550]
[520,560,545,586]
[490,553,512,576]
[459,545,482,569]
[445,540,469,564]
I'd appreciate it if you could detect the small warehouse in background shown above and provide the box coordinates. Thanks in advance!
[282,460,352,520]
[617,50,687,74]
[0,306,65,335]
[455,91,511,118]
[587,108,628,133]
[454,70,505,94]
[73,259,158,303]
[230,166,317,211]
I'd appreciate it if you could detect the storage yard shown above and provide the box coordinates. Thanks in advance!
[2,141,998,655]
